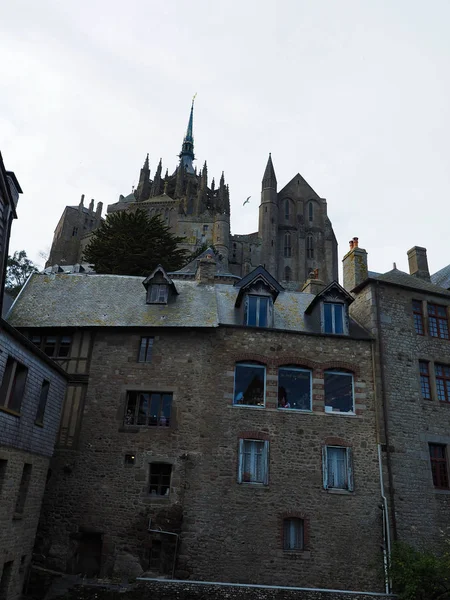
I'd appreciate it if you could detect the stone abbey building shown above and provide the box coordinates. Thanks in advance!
[46,100,338,289]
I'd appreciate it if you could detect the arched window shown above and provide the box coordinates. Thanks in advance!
[285,199,290,220]
[308,201,314,222]
[284,233,291,258]
[284,266,292,283]
[307,235,314,259]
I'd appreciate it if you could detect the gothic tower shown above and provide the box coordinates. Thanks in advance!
[258,154,279,275]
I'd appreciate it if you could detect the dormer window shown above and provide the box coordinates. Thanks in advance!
[245,295,272,327]
[323,302,344,334]
[148,284,168,304]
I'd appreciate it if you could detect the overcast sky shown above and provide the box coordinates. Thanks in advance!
[2,0,450,277]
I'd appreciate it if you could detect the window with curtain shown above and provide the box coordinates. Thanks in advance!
[323,446,353,490]
[283,518,304,551]
[238,439,269,484]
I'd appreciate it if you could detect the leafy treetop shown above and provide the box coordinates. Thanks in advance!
[6,250,39,297]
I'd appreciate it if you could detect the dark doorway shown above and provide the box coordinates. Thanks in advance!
[75,532,102,577]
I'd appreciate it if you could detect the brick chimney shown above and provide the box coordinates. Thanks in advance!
[407,246,430,281]
[195,254,216,284]
[342,237,368,292]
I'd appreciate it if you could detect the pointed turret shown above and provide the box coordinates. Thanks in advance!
[151,158,163,197]
[135,153,151,201]
[179,96,196,174]
[262,153,277,191]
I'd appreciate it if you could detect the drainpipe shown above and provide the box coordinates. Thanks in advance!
[148,521,179,580]
[374,281,398,542]
[378,443,392,594]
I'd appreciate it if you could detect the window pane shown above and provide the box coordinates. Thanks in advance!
[149,393,160,426]
[36,380,50,423]
[234,364,265,406]
[258,297,268,328]
[44,336,57,357]
[10,364,28,413]
[58,336,72,357]
[125,393,137,424]
[325,372,353,412]
[284,518,304,551]
[334,304,344,334]
[161,394,171,426]
[247,297,257,326]
[324,304,333,333]
[278,368,311,410]
[138,393,149,425]
[327,447,347,489]
[242,440,265,483]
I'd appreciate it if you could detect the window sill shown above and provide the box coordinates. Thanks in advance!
[324,488,353,495]
[283,551,311,560]
[119,425,172,433]
[0,406,21,418]
[34,421,44,428]
[238,482,268,487]
[277,407,312,413]
[324,410,356,417]
[141,496,171,504]
[232,404,265,409]
[434,488,450,495]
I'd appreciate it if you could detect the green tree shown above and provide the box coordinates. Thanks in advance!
[6,250,39,297]
[83,209,188,276]
[389,541,450,600]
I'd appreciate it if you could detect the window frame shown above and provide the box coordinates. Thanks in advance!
[427,303,449,339]
[237,439,269,485]
[412,300,424,335]
[324,370,355,414]
[283,518,304,552]
[419,361,431,399]
[149,462,172,497]
[306,235,314,259]
[308,201,314,222]
[435,363,450,403]
[284,198,290,221]
[148,284,169,304]
[322,445,354,491]
[15,463,32,514]
[0,357,29,415]
[138,337,154,363]
[277,366,312,411]
[284,232,292,258]
[323,302,345,335]
[124,391,172,427]
[429,444,449,490]
[233,362,266,408]
[244,295,272,328]
[35,380,50,425]
[30,334,72,359]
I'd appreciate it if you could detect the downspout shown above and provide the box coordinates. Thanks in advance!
[378,443,392,594]
[374,281,398,541]
[148,521,179,580]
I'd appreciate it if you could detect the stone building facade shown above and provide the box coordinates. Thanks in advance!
[8,259,385,592]
[46,101,338,288]
[344,240,450,554]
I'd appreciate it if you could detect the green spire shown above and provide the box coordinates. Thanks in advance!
[179,94,196,174]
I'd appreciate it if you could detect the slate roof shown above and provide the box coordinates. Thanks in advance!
[431,264,450,290]
[354,268,450,297]
[7,273,370,339]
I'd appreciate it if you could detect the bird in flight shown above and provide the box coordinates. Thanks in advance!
[243,196,251,206]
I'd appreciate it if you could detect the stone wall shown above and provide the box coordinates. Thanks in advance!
[36,325,384,592]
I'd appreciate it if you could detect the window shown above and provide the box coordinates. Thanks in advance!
[323,303,344,334]
[234,363,266,407]
[283,518,304,551]
[428,303,449,339]
[238,439,269,484]
[284,233,291,258]
[278,367,312,411]
[0,357,28,414]
[124,391,172,427]
[308,202,313,222]
[148,284,169,304]
[419,361,431,399]
[285,199,290,220]
[306,235,314,259]
[124,454,136,465]
[429,444,449,489]
[15,463,32,514]
[138,337,154,363]
[35,380,50,425]
[245,295,271,328]
[435,364,450,403]
[412,300,424,335]
[149,463,172,496]
[31,335,72,358]
[0,459,7,495]
[324,370,354,413]
[72,227,78,236]
[323,446,353,491]
[284,266,291,283]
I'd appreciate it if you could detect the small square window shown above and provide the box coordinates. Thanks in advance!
[324,370,354,413]
[238,439,269,485]
[138,337,154,363]
[124,391,172,427]
[323,303,345,334]
[234,363,265,407]
[278,367,312,410]
[323,446,353,491]
[148,284,168,304]
[149,463,172,496]
[124,454,136,466]
[0,357,28,414]
[283,518,304,551]
[429,444,449,489]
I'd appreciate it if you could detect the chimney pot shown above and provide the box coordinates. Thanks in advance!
[353,237,359,247]
[343,238,368,291]
[349,240,354,250]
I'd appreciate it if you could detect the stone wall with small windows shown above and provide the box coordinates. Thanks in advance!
[350,281,450,550]
[35,324,383,592]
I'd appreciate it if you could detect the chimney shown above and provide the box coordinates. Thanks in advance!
[89,199,94,213]
[301,270,327,295]
[407,246,430,281]
[343,236,368,292]
[96,201,103,217]
[78,194,85,213]
[195,254,216,284]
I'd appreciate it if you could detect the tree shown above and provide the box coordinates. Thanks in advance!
[389,541,450,600]
[6,250,39,297]
[83,209,188,276]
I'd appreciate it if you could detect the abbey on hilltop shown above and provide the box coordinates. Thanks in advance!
[46,100,338,288]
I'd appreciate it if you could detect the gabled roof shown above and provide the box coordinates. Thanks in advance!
[353,268,450,298]
[234,265,284,307]
[142,265,178,295]
[173,247,237,277]
[305,281,354,314]
[278,173,321,200]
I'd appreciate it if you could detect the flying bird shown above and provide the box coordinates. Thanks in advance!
[243,196,251,206]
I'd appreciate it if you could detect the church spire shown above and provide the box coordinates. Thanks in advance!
[179,95,196,175]
[135,153,151,201]
[262,153,277,190]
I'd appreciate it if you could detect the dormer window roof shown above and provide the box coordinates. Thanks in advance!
[142,265,178,305]
[304,281,353,336]
[234,265,284,308]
